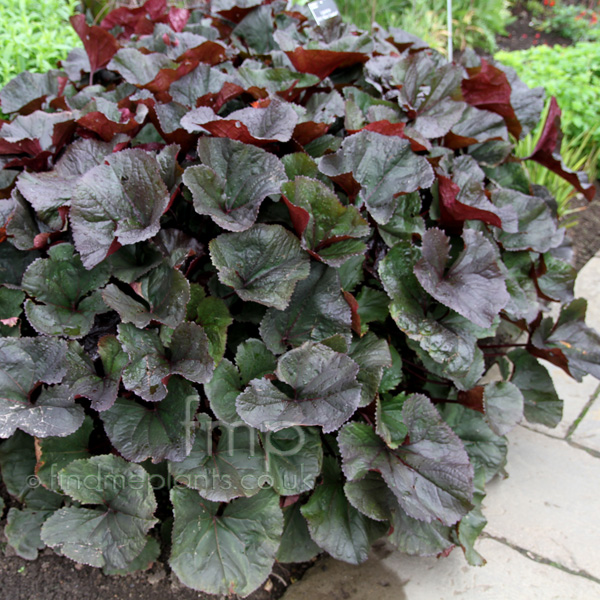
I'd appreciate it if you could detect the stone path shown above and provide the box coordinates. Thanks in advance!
[282,254,600,600]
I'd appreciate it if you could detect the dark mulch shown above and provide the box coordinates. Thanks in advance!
[567,184,600,270]
[0,538,314,600]
[496,2,571,51]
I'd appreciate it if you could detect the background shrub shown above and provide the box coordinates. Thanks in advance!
[495,43,600,153]
[0,0,80,89]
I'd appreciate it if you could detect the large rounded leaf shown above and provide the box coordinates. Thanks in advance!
[41,455,158,570]
[169,487,283,596]
[301,457,388,564]
[102,377,200,463]
[0,338,85,438]
[184,137,286,231]
[210,224,310,310]
[236,341,362,433]
[70,149,170,269]
[22,243,110,338]
[338,394,474,526]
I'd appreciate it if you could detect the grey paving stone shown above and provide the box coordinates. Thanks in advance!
[574,254,600,331]
[525,365,598,439]
[281,538,600,600]
[570,394,600,453]
[483,425,600,580]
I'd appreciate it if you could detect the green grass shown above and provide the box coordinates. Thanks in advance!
[0,0,81,90]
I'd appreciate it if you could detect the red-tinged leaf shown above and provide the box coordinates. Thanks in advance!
[167,7,190,31]
[70,15,120,76]
[457,386,485,413]
[101,0,167,39]
[362,120,406,136]
[196,82,245,112]
[181,100,298,145]
[285,48,369,80]
[438,173,502,228]
[292,121,329,146]
[343,290,362,335]
[77,111,143,142]
[282,195,310,237]
[462,60,521,139]
[359,120,428,152]
[525,97,595,202]
[144,42,228,94]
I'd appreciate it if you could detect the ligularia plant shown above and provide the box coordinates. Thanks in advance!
[0,0,598,595]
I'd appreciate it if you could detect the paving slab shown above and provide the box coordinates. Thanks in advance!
[574,253,600,331]
[483,425,600,580]
[525,366,598,439]
[570,394,600,453]
[282,538,600,600]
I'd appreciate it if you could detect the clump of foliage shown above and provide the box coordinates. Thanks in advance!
[0,0,80,90]
[495,42,600,166]
[0,1,598,595]
[517,100,599,218]
[534,1,600,41]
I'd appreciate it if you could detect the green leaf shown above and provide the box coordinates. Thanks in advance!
[483,381,524,436]
[277,502,321,563]
[441,404,507,483]
[349,332,391,407]
[263,427,323,495]
[22,243,110,338]
[186,283,232,363]
[0,286,24,320]
[345,473,454,557]
[71,149,170,269]
[376,394,408,449]
[338,394,473,525]
[62,337,128,412]
[457,468,487,567]
[102,377,199,463]
[414,228,509,329]
[169,487,283,596]
[532,299,600,381]
[281,176,369,266]
[184,137,286,231]
[118,322,213,402]
[107,243,163,284]
[103,537,161,576]
[356,287,389,333]
[210,224,310,310]
[236,341,361,433]
[379,345,403,393]
[260,261,352,354]
[318,131,434,225]
[41,455,158,570]
[35,416,94,492]
[301,458,388,564]
[509,349,562,428]
[0,337,86,438]
[5,508,55,560]
[379,241,485,381]
[102,262,190,329]
[169,414,267,501]
[491,188,562,254]
[204,338,276,424]
[0,430,63,507]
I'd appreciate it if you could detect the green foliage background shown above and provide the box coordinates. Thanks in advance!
[0,0,80,89]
